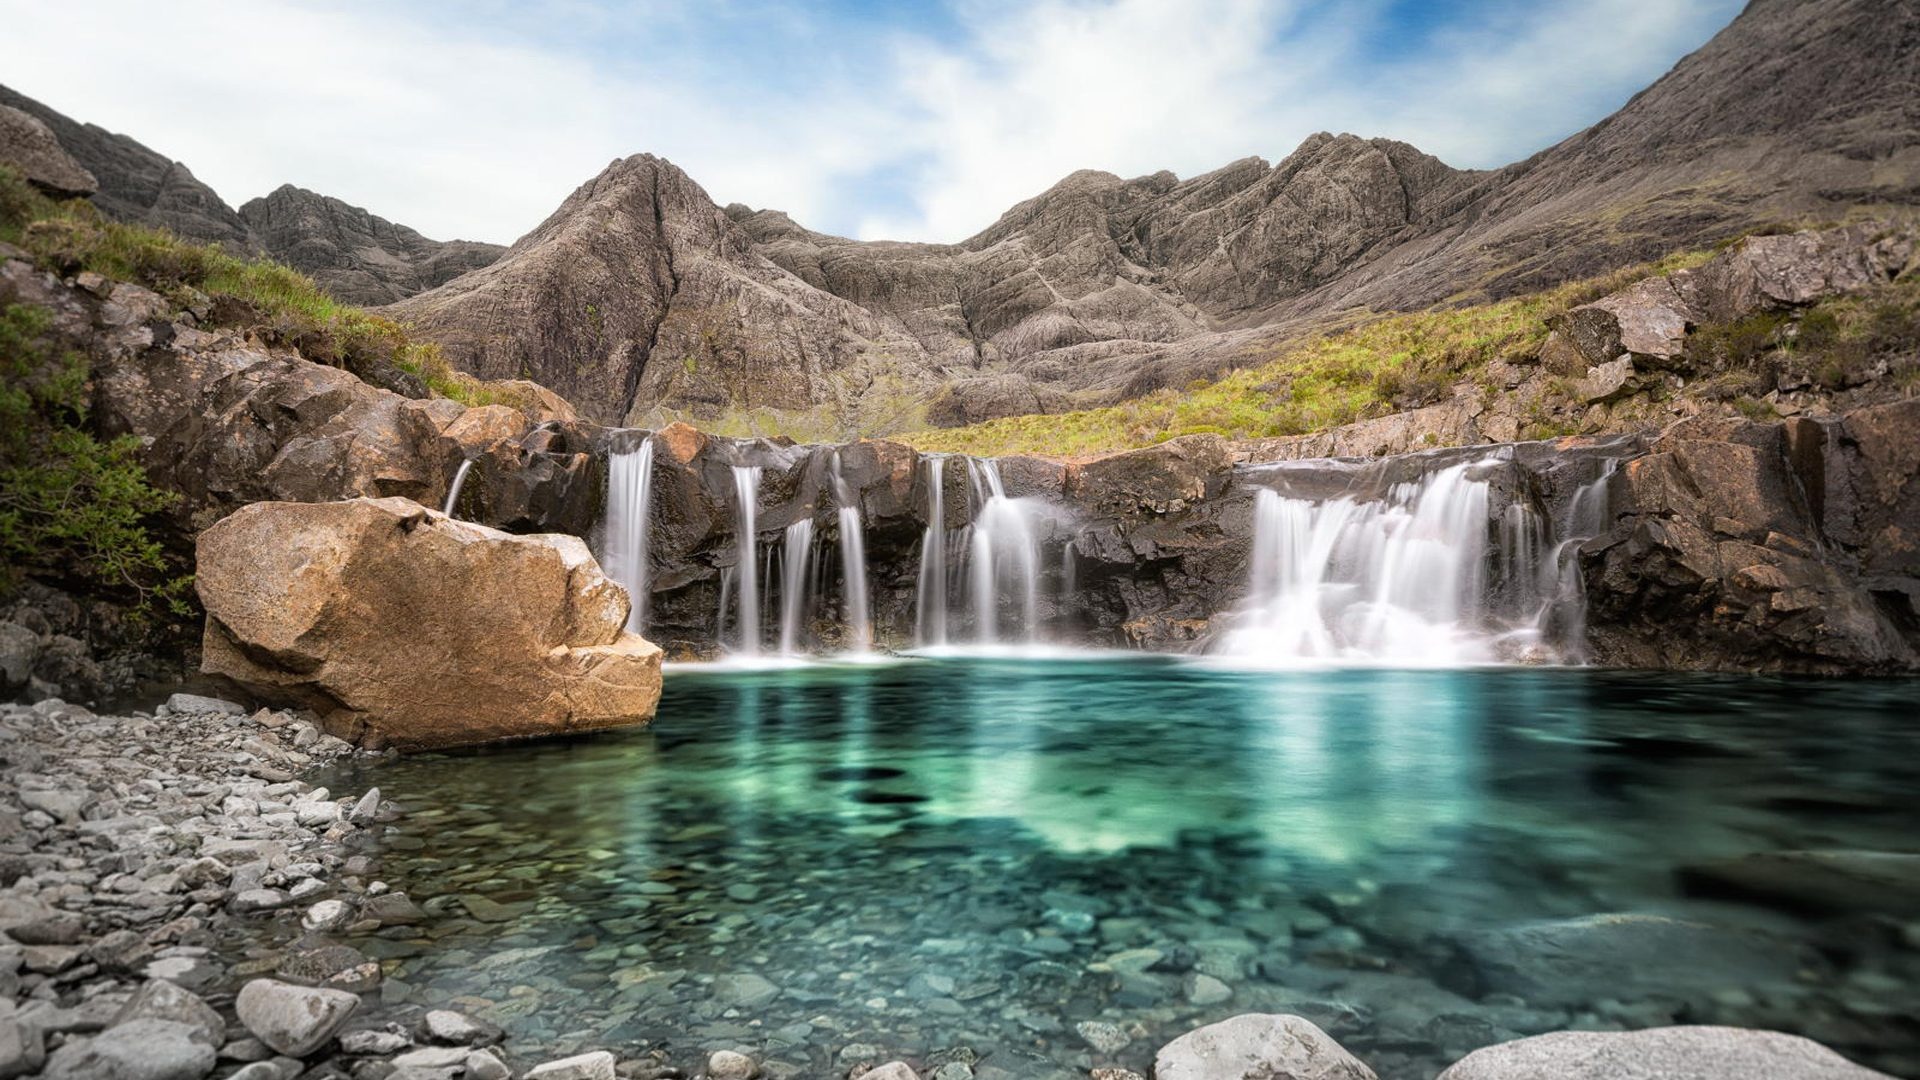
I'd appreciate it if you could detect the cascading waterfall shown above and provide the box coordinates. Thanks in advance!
[730,465,764,656]
[915,456,949,646]
[1222,461,1497,664]
[601,435,656,633]
[442,459,474,518]
[831,455,872,653]
[964,459,1043,644]
[778,519,816,656]
[1223,456,1623,665]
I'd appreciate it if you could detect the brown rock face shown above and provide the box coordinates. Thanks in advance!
[0,104,96,197]
[238,185,504,306]
[197,497,662,750]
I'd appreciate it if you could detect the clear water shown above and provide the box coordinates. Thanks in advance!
[319,661,1920,1078]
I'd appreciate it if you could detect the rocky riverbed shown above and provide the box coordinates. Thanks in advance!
[3,681,1912,1080]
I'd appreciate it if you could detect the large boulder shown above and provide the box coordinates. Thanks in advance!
[0,105,96,198]
[1436,1026,1895,1080]
[1154,1013,1377,1080]
[196,497,662,750]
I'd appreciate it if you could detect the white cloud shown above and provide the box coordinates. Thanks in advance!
[0,0,1741,245]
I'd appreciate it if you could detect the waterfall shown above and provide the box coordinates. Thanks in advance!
[1223,456,1623,665]
[602,435,655,633]
[963,459,1044,645]
[442,459,474,519]
[831,455,872,653]
[916,456,949,646]
[778,519,816,656]
[1222,461,1496,664]
[730,465,763,656]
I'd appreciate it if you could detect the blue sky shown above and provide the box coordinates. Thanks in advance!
[2,0,1743,245]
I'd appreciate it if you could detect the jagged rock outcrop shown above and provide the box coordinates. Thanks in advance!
[390,0,1919,429]
[197,497,663,750]
[0,85,505,304]
[237,185,504,305]
[0,85,253,248]
[385,155,933,428]
[0,104,95,197]
[0,251,599,539]
[1581,401,1920,673]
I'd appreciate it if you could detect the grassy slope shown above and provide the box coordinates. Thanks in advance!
[901,253,1719,458]
[0,166,524,410]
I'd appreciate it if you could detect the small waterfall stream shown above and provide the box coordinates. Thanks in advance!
[963,459,1044,644]
[778,520,816,656]
[915,456,949,646]
[442,459,474,518]
[601,435,656,633]
[731,465,764,657]
[831,454,872,654]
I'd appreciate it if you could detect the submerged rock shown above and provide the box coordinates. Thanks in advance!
[1680,850,1920,915]
[1435,1026,1897,1079]
[1154,1013,1377,1080]
[196,497,663,750]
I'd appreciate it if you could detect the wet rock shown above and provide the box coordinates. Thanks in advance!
[41,1018,216,1080]
[338,1030,410,1055]
[857,1065,918,1080]
[525,1050,618,1080]
[707,1049,759,1079]
[1445,914,1812,1007]
[165,693,248,716]
[196,497,664,750]
[1076,1020,1132,1054]
[301,899,354,932]
[466,1048,513,1080]
[712,972,780,1009]
[113,979,225,1046]
[1435,1025,1896,1079]
[1680,850,1920,916]
[234,978,360,1056]
[421,1009,496,1046]
[1154,1013,1376,1080]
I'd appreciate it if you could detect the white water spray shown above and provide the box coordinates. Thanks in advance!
[731,465,763,656]
[964,459,1043,644]
[916,456,949,645]
[442,459,474,519]
[832,455,872,653]
[778,519,816,656]
[602,436,655,632]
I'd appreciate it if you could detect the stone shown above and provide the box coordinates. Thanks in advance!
[1435,1026,1895,1079]
[712,971,780,1008]
[1187,972,1234,1005]
[41,1019,216,1080]
[0,104,97,198]
[1154,1013,1376,1080]
[1446,914,1812,1007]
[338,1030,410,1055]
[1576,357,1642,404]
[112,979,225,1045]
[234,978,361,1056]
[348,787,382,824]
[392,1045,469,1068]
[196,497,664,750]
[0,1017,45,1080]
[229,889,291,914]
[1680,850,1920,915]
[1076,1020,1132,1054]
[466,1049,512,1080]
[237,184,504,307]
[857,1066,918,1080]
[301,899,353,932]
[421,1009,494,1045]
[0,623,39,691]
[707,1049,759,1079]
[524,1050,618,1080]
[165,693,248,716]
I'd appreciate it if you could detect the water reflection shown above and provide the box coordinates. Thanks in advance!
[314,663,1920,1079]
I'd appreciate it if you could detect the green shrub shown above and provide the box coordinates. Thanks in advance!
[0,303,190,619]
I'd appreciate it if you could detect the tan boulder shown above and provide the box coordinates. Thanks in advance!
[196,497,661,750]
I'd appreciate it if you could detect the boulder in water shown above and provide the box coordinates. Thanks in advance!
[1436,1026,1896,1080]
[196,497,663,750]
[1154,1013,1377,1080]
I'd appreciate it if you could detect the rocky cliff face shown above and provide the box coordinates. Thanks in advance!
[384,155,934,427]
[237,185,504,306]
[0,85,503,303]
[388,0,1919,430]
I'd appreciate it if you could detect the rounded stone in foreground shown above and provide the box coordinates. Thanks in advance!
[234,978,360,1056]
[1155,1013,1376,1080]
[41,1018,215,1080]
[708,1048,760,1079]
[1435,1027,1897,1080]
[525,1050,617,1080]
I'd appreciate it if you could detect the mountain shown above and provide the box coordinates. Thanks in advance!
[387,0,1920,430]
[238,185,504,305]
[0,85,501,304]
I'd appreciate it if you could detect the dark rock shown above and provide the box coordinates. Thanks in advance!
[0,104,96,197]
[238,185,504,306]
[1680,850,1920,915]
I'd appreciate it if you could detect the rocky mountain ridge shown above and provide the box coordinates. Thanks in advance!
[0,85,503,305]
[388,0,1920,428]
